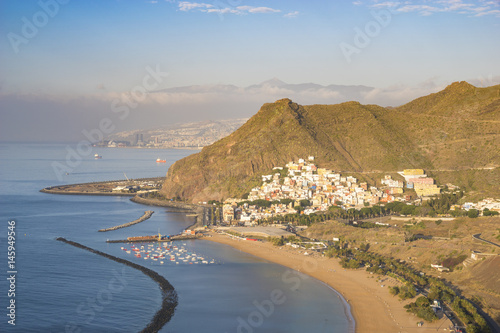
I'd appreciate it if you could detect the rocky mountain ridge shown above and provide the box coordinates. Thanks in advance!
[160,82,500,202]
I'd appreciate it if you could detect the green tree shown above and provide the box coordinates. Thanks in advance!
[400,205,416,216]
[415,296,431,307]
[389,286,400,296]
[398,284,417,300]
[299,199,311,207]
[467,209,479,218]
[483,208,499,216]
[270,237,285,246]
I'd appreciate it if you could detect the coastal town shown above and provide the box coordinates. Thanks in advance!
[98,119,248,149]
[222,157,500,224]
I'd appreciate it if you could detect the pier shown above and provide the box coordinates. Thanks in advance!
[98,211,154,232]
[106,234,202,243]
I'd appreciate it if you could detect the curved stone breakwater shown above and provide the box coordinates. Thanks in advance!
[56,237,178,333]
[98,210,154,232]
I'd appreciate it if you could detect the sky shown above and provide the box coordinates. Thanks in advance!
[0,0,499,142]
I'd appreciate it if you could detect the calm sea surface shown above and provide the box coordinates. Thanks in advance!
[0,143,351,333]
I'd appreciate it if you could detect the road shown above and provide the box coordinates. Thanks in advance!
[472,233,500,248]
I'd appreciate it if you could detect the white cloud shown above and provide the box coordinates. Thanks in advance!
[397,5,441,14]
[284,11,300,18]
[371,1,402,9]
[365,0,500,17]
[204,8,240,15]
[178,1,213,11]
[474,8,500,15]
[246,7,281,14]
[178,1,284,16]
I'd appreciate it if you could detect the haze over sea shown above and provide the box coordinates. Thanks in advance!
[0,143,350,333]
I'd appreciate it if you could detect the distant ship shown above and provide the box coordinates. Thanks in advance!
[94,153,102,159]
[156,158,166,163]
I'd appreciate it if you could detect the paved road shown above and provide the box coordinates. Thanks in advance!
[472,233,500,248]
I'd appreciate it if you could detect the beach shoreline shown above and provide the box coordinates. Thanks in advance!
[202,231,452,333]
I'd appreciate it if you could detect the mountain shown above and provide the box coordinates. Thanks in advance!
[160,82,500,202]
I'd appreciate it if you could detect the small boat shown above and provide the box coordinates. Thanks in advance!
[156,158,166,163]
[94,153,102,159]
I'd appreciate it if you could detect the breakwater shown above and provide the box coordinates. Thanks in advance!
[106,234,201,243]
[56,237,178,333]
[99,211,154,232]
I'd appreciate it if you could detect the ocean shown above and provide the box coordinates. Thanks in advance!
[0,143,351,333]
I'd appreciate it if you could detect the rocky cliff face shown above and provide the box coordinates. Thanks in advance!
[160,83,500,202]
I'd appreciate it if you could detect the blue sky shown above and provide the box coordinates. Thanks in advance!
[1,0,499,141]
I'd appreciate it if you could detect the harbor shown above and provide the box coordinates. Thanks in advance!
[116,242,218,265]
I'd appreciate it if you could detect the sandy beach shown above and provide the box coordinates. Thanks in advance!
[203,232,453,333]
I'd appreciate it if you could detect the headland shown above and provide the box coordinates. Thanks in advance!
[40,177,165,196]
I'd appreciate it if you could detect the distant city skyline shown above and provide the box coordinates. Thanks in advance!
[1,0,499,142]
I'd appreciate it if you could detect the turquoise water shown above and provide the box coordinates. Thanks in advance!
[0,143,351,332]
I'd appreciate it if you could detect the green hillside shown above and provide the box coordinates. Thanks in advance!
[160,82,500,202]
